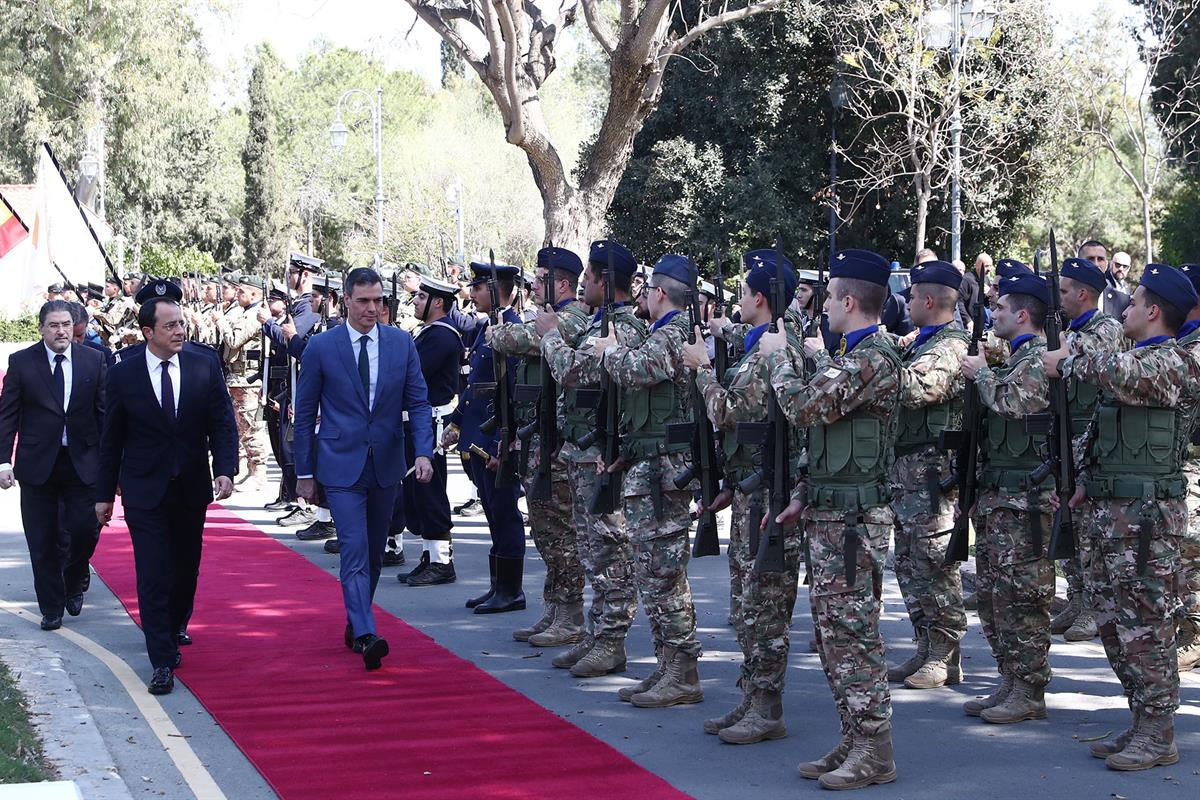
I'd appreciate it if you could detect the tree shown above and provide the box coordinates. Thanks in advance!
[242,45,293,276]
[404,0,792,254]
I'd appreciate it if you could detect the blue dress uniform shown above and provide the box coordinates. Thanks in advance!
[447,262,526,613]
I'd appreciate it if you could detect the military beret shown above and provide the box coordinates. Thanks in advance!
[1060,257,1106,293]
[588,240,639,277]
[998,272,1050,305]
[1178,263,1200,297]
[122,272,142,282]
[238,275,267,292]
[134,278,184,305]
[268,287,288,303]
[910,259,962,290]
[744,250,798,299]
[537,246,583,276]
[995,258,1032,280]
[467,261,521,286]
[203,275,222,286]
[222,271,241,285]
[650,254,698,288]
[1140,264,1199,314]
[830,249,891,287]
[403,262,433,278]
[420,275,459,299]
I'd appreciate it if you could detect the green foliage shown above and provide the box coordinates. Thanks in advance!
[1158,175,1200,263]
[242,44,292,275]
[0,662,47,783]
[140,244,220,277]
[0,314,39,345]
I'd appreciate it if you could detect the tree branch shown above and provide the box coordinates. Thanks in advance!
[580,0,616,55]
[666,0,786,56]
[492,0,526,144]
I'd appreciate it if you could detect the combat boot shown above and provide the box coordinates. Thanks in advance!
[1175,618,1200,672]
[620,649,665,702]
[570,637,627,677]
[1090,706,1139,759]
[963,590,978,611]
[1106,711,1179,771]
[1050,594,1082,635]
[817,729,897,790]
[552,635,593,669]
[1063,608,1098,641]
[963,674,1014,717]
[718,689,786,744]
[630,646,704,708]
[904,629,963,689]
[887,628,929,683]
[529,603,584,647]
[513,605,555,643]
[980,677,1046,724]
[703,691,750,734]
[797,734,852,779]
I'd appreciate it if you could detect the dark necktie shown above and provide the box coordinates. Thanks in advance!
[358,334,371,404]
[160,360,175,422]
[52,353,65,408]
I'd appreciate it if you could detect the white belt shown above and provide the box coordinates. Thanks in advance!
[402,402,455,423]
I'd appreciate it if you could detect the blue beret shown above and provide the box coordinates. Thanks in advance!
[135,278,183,305]
[995,258,1032,280]
[537,246,582,276]
[651,254,698,288]
[830,249,891,287]
[743,249,798,299]
[1178,263,1200,297]
[998,273,1050,305]
[1060,257,1106,293]
[467,261,521,286]
[1140,264,1199,314]
[588,240,638,278]
[909,260,962,290]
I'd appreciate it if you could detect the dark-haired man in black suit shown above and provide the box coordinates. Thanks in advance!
[0,300,106,630]
[96,281,238,694]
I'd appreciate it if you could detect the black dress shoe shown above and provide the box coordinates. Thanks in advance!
[264,499,296,512]
[176,627,192,646]
[399,552,430,584]
[174,651,183,669]
[407,561,456,587]
[354,634,389,670]
[40,615,63,631]
[324,538,341,554]
[383,549,406,567]
[148,667,174,695]
[65,594,84,617]
[344,622,354,650]
[278,507,317,528]
[296,520,337,541]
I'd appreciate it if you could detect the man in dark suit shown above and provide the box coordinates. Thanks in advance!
[294,267,434,671]
[0,300,106,630]
[95,280,238,695]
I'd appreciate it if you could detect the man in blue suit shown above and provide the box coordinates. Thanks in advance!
[294,267,434,670]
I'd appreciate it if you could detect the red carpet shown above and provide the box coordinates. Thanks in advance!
[91,503,691,800]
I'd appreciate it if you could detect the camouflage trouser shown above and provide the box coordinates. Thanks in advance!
[889,449,966,640]
[229,385,268,472]
[729,489,804,692]
[625,456,698,657]
[524,439,584,608]
[1180,472,1200,624]
[567,457,638,643]
[1059,499,1097,608]
[976,505,1054,688]
[807,504,893,737]
[1088,496,1184,717]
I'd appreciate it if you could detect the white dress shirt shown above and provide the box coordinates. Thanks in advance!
[348,321,379,410]
[45,343,72,446]
[146,348,181,415]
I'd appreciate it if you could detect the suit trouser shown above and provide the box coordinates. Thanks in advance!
[125,482,207,669]
[325,453,399,637]
[20,447,100,618]
[467,454,525,559]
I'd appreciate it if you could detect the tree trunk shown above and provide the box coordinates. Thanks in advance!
[913,181,930,260]
[1141,191,1154,264]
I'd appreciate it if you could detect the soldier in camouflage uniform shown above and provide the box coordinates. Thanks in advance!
[537,240,647,678]
[1045,264,1200,770]
[210,275,269,488]
[490,246,589,647]
[1050,257,1128,642]
[759,248,901,791]
[587,253,704,707]
[885,261,970,690]
[959,270,1054,725]
[683,250,804,743]
[1174,263,1200,672]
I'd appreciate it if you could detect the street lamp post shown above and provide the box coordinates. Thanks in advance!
[330,86,385,266]
[829,74,848,261]
[445,183,464,265]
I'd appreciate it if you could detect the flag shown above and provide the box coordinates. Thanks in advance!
[0,194,26,259]
[26,143,111,297]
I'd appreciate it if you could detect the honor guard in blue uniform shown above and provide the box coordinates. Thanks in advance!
[443,261,527,614]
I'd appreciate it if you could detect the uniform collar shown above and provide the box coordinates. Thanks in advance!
[651,308,681,332]
[1009,333,1036,353]
[744,322,771,354]
[592,300,629,323]
[1135,335,1172,349]
[911,322,949,351]
[842,324,878,354]
[1177,319,1200,339]
[1068,308,1098,331]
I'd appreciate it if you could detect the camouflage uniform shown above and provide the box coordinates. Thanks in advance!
[766,327,901,738]
[541,303,647,646]
[1175,325,1200,667]
[973,336,1054,690]
[213,301,269,476]
[601,309,700,658]
[491,304,589,616]
[1062,339,1200,720]
[890,324,970,650]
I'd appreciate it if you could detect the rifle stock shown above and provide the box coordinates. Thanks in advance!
[677,266,722,558]
[587,243,623,516]
[486,251,518,489]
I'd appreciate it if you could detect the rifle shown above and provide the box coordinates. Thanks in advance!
[940,271,988,565]
[1026,230,1076,561]
[713,248,729,378]
[389,271,400,326]
[734,237,791,572]
[477,250,519,488]
[579,243,622,515]
[515,266,558,501]
[667,264,723,558]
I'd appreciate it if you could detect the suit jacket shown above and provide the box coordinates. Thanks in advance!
[0,342,106,486]
[117,340,223,371]
[98,348,238,509]
[294,323,433,488]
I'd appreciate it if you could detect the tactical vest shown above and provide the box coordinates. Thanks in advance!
[895,326,969,454]
[562,308,647,447]
[807,333,901,509]
[514,352,540,428]
[618,313,691,461]
[979,346,1044,492]
[1086,401,1188,498]
[1066,314,1116,430]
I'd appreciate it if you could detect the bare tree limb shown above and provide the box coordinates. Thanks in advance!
[580,0,616,55]
[668,0,786,56]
